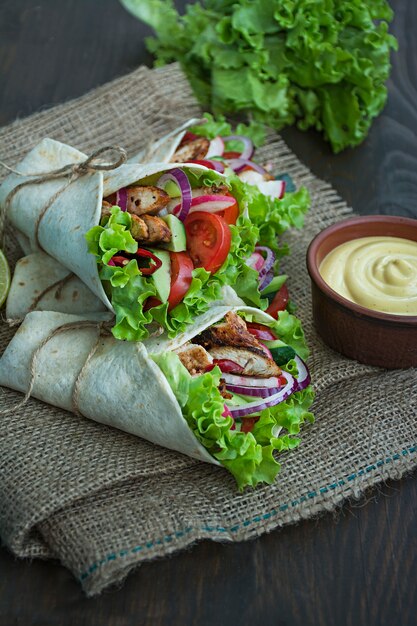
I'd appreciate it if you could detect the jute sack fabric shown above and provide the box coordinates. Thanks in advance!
[0,63,416,597]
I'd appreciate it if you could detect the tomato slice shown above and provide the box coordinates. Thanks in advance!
[246,323,277,342]
[184,212,231,274]
[215,196,239,225]
[240,416,260,434]
[167,251,194,311]
[266,284,289,319]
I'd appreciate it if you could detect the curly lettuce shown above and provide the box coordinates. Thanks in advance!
[121,0,397,152]
[152,351,314,490]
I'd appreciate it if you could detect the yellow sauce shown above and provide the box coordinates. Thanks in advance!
[319,236,417,315]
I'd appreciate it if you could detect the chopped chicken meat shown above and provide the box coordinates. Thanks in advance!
[140,215,171,244]
[171,137,210,162]
[105,186,170,216]
[176,343,213,376]
[194,311,281,378]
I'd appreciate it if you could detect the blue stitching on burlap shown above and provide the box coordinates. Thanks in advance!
[79,445,417,581]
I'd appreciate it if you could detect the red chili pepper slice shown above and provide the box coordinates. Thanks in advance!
[109,249,162,275]
[108,255,130,267]
[136,248,163,276]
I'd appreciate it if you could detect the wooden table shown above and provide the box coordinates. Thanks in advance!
[0,1,416,624]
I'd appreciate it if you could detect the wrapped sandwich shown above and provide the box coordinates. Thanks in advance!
[0,306,313,490]
[0,130,309,341]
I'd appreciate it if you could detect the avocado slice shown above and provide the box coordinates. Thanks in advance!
[160,214,187,252]
[148,248,171,303]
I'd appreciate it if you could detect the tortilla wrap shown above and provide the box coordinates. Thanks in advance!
[0,304,283,465]
[5,251,243,321]
[0,137,222,311]
[0,302,309,488]
[0,310,218,464]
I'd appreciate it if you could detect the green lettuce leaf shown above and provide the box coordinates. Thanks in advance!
[121,0,397,152]
[151,351,314,490]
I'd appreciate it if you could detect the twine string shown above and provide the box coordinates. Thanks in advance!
[0,320,111,417]
[0,145,127,246]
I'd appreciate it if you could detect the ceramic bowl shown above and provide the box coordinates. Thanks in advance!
[306,215,417,368]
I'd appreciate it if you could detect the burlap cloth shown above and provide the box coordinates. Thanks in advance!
[0,63,416,597]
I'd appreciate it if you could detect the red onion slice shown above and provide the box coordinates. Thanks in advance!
[247,252,265,271]
[222,373,281,388]
[225,384,282,398]
[206,136,225,158]
[228,158,267,175]
[255,246,275,283]
[223,135,254,161]
[157,168,192,222]
[115,187,128,212]
[259,269,274,291]
[226,371,296,418]
[294,356,311,391]
[172,194,236,216]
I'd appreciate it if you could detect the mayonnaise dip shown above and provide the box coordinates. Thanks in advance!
[319,236,417,315]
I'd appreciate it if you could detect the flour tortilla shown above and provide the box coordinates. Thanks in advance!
[6,252,107,320]
[0,138,221,313]
[127,118,203,164]
[0,311,217,464]
[0,305,278,464]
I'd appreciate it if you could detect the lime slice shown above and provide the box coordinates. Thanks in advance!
[0,249,11,308]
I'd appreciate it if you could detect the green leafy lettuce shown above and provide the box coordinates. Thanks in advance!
[86,166,310,341]
[121,0,397,152]
[152,350,314,490]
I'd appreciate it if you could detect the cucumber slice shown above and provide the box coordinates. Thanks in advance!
[264,339,296,365]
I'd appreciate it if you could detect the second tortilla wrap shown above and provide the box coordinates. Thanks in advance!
[0,303,313,488]
[0,310,217,464]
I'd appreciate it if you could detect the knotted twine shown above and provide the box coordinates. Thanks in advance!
[0,145,127,248]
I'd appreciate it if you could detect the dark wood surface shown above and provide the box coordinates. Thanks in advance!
[0,1,416,624]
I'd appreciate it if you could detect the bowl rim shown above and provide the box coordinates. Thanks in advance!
[306,214,417,326]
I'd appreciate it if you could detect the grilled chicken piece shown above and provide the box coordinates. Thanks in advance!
[192,184,230,198]
[101,200,112,219]
[195,311,281,378]
[140,215,171,244]
[176,344,213,376]
[196,311,263,352]
[205,346,281,378]
[171,137,210,162]
[105,186,170,216]
[130,214,149,241]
